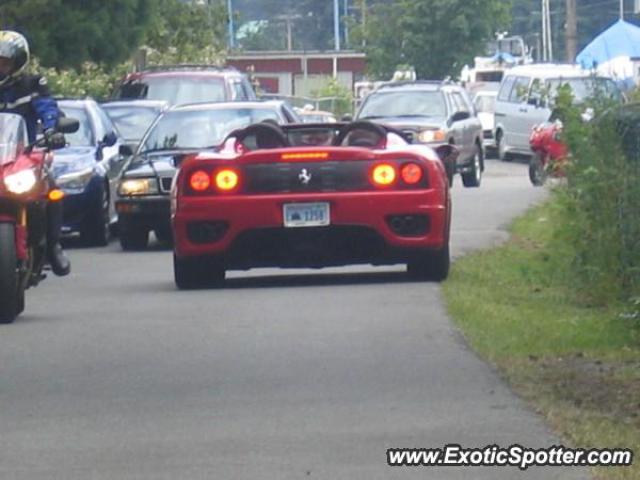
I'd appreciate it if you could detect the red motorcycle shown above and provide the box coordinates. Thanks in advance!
[0,113,77,324]
[528,120,568,186]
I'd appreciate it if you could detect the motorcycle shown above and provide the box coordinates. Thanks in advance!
[528,120,568,186]
[0,113,78,324]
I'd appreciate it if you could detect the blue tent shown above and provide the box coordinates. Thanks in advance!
[577,19,640,69]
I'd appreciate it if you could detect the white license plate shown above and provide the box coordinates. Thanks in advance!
[283,202,330,228]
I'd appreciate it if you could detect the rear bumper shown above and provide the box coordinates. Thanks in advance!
[173,190,449,268]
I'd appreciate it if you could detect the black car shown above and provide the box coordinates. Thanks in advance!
[115,100,300,250]
[356,81,485,187]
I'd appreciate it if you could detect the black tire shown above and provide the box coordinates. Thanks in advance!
[154,227,174,246]
[119,221,149,251]
[174,254,225,290]
[461,144,482,188]
[80,185,110,247]
[407,244,450,282]
[0,223,22,324]
[496,131,512,162]
[529,152,547,186]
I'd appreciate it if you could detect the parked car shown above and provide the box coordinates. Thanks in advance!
[102,100,168,150]
[112,65,257,106]
[53,99,127,245]
[171,120,453,289]
[473,90,498,155]
[116,100,298,250]
[493,63,623,161]
[355,81,484,187]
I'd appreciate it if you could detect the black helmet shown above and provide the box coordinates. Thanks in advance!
[0,31,30,87]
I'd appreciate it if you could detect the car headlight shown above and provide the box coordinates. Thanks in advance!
[418,129,446,143]
[56,167,94,192]
[4,169,37,194]
[118,178,159,196]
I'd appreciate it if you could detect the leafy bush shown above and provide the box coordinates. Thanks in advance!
[311,78,354,117]
[29,58,130,100]
[552,85,640,305]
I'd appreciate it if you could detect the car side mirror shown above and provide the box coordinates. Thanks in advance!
[119,144,134,157]
[341,114,353,122]
[102,131,118,147]
[450,111,470,123]
[57,117,79,134]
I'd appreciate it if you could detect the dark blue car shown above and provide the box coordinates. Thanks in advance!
[53,99,128,246]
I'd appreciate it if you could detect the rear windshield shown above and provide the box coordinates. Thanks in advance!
[474,95,496,113]
[140,107,282,152]
[104,106,161,141]
[59,107,94,147]
[358,91,447,119]
[117,76,227,106]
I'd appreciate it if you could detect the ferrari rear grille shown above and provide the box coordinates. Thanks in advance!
[244,161,371,194]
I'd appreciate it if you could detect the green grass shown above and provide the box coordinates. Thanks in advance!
[443,202,640,480]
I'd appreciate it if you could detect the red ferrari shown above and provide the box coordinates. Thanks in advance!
[171,121,454,289]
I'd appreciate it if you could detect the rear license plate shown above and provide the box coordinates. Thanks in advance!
[283,202,330,228]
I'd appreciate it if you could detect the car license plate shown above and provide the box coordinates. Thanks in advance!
[283,203,330,228]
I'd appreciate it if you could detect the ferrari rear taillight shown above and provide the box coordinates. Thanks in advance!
[189,170,210,192]
[215,169,239,192]
[371,164,397,187]
[400,163,423,185]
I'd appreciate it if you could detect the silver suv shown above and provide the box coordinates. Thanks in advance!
[356,81,484,187]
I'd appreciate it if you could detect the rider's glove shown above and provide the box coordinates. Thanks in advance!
[44,128,66,149]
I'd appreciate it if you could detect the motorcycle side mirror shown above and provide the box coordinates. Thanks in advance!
[57,117,79,134]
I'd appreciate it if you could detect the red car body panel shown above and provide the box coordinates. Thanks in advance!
[172,140,451,269]
[529,122,569,170]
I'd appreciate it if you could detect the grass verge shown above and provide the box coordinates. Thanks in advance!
[443,201,640,480]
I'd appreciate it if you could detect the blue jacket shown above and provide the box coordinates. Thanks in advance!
[0,74,59,142]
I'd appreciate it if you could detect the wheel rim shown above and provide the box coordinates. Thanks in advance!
[497,133,506,159]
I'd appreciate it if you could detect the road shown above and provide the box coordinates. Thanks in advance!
[0,160,587,479]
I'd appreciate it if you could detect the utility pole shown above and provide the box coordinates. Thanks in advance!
[334,0,341,51]
[541,0,553,61]
[227,0,235,50]
[620,0,624,19]
[566,0,577,62]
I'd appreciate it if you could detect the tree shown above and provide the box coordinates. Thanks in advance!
[0,0,153,69]
[143,0,227,63]
[355,0,510,80]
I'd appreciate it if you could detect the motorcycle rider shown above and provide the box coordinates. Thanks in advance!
[0,30,70,276]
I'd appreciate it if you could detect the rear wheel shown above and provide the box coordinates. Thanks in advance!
[154,227,174,246]
[174,254,225,290]
[407,244,450,282]
[461,145,482,188]
[529,152,547,186]
[81,185,110,246]
[0,223,22,324]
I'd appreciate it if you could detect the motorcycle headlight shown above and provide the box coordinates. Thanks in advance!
[56,168,94,192]
[418,129,446,143]
[4,169,37,194]
[118,178,159,196]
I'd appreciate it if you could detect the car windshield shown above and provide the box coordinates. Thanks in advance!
[59,107,94,146]
[359,91,447,119]
[140,107,281,152]
[104,106,162,142]
[546,77,622,103]
[0,114,28,165]
[119,77,226,106]
[474,95,496,113]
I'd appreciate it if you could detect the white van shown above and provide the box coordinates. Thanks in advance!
[493,64,622,160]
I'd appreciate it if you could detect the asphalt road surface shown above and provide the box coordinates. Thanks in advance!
[0,160,588,479]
